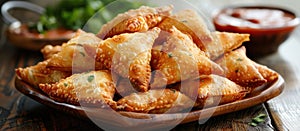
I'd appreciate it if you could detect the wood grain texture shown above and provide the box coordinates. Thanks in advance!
[255,35,300,131]
[173,104,274,131]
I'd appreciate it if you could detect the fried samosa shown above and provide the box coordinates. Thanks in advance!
[208,32,250,60]
[215,47,267,87]
[46,30,105,72]
[117,89,195,113]
[151,27,223,88]
[196,75,248,107]
[157,9,213,51]
[41,45,62,60]
[39,70,116,108]
[97,5,173,39]
[177,75,248,108]
[157,9,250,59]
[253,62,279,83]
[15,60,71,87]
[90,27,160,92]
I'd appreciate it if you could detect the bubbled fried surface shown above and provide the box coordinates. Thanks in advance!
[151,27,223,88]
[41,45,62,60]
[39,70,116,109]
[95,28,160,92]
[117,89,194,113]
[157,9,213,53]
[196,75,248,107]
[46,30,105,72]
[215,46,267,88]
[208,32,250,60]
[97,5,173,39]
[15,60,71,88]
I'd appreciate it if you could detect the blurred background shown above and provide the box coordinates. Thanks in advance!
[0,0,60,47]
[1,0,300,48]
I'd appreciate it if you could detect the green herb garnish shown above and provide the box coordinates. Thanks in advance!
[236,58,243,61]
[80,52,85,57]
[87,75,95,82]
[64,83,68,87]
[181,20,188,23]
[168,53,173,58]
[249,113,267,127]
[170,89,176,93]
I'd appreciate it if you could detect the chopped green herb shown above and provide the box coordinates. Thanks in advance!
[80,52,85,57]
[170,89,176,93]
[168,53,173,58]
[181,20,188,23]
[236,58,243,61]
[249,113,267,127]
[249,122,258,127]
[87,75,95,82]
[64,83,68,87]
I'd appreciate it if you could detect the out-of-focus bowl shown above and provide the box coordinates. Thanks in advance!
[1,1,75,51]
[6,22,74,51]
[213,5,300,58]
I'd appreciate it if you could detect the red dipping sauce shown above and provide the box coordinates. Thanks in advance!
[213,6,300,57]
[6,24,75,51]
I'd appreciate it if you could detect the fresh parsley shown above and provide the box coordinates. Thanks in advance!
[168,53,173,58]
[79,52,85,57]
[87,75,95,82]
[236,58,243,61]
[64,83,68,87]
[249,113,267,127]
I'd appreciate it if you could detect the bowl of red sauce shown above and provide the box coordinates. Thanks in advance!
[213,5,300,57]
[6,23,74,51]
[1,1,75,51]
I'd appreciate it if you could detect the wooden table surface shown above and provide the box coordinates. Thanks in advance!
[1,5,300,131]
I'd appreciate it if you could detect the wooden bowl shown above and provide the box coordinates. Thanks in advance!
[14,75,284,130]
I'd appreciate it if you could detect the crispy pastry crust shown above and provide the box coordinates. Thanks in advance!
[97,5,173,39]
[94,28,160,92]
[157,10,250,60]
[215,47,267,87]
[117,89,194,113]
[157,9,213,52]
[39,70,116,109]
[46,30,105,72]
[15,60,71,87]
[196,75,248,107]
[179,75,248,108]
[151,27,223,88]
[41,45,62,60]
[252,62,279,83]
[14,5,281,114]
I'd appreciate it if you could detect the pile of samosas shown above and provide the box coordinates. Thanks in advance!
[16,5,279,114]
